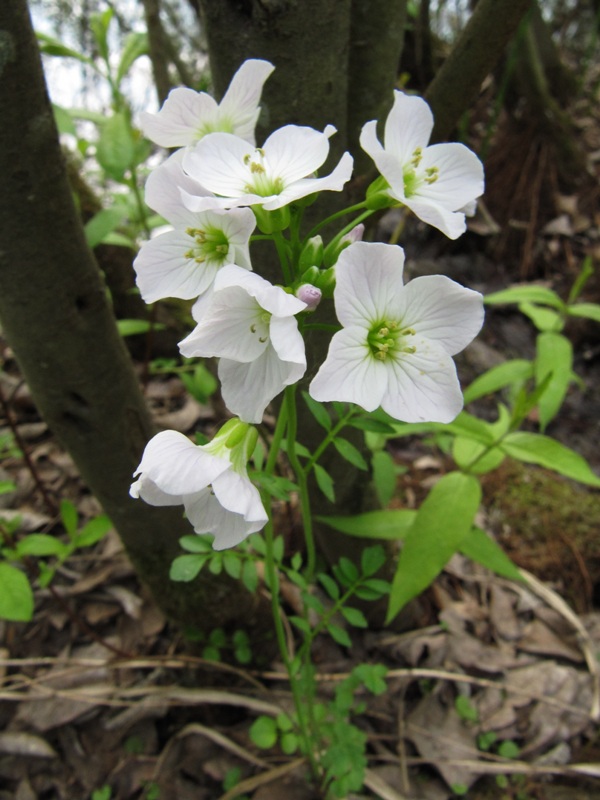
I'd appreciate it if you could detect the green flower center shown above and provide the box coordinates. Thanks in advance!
[197,116,234,139]
[367,320,416,361]
[184,226,230,265]
[249,310,271,344]
[243,149,285,197]
[403,147,440,198]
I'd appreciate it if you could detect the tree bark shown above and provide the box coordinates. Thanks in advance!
[141,0,175,105]
[425,0,534,141]
[0,0,269,632]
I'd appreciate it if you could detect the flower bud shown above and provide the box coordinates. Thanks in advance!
[298,235,324,272]
[365,175,394,210]
[296,283,322,311]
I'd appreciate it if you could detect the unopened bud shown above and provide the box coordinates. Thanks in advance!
[342,223,365,245]
[298,235,324,272]
[296,283,322,311]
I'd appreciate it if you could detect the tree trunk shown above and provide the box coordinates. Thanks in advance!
[0,0,269,633]
[425,0,534,142]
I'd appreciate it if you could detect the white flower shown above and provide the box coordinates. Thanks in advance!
[309,242,484,423]
[134,152,256,303]
[360,91,484,239]
[180,124,354,212]
[179,265,307,423]
[130,422,267,550]
[139,59,275,148]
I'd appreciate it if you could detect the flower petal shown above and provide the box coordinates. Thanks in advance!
[334,241,405,327]
[382,336,464,423]
[219,347,303,423]
[132,430,229,496]
[134,229,219,303]
[140,88,218,147]
[269,315,307,367]
[398,275,484,355]
[213,469,268,523]
[263,124,335,185]
[418,143,484,211]
[263,152,354,210]
[184,488,263,549]
[130,476,182,506]
[183,133,254,197]
[145,150,212,227]
[309,326,388,412]
[401,196,467,239]
[218,59,275,144]
[384,91,433,165]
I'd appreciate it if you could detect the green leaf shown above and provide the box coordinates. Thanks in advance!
[51,104,77,137]
[302,391,331,430]
[60,499,78,538]
[535,332,573,430]
[318,509,416,540]
[459,527,524,582]
[16,534,67,558]
[519,302,562,332]
[249,716,278,749]
[455,695,479,722]
[0,563,34,621]
[463,359,533,404]
[314,463,335,503]
[74,515,111,547]
[36,32,93,65]
[485,285,564,309]
[340,606,368,628]
[90,8,113,61]
[116,32,148,87]
[337,556,359,584]
[326,622,352,648]
[371,450,398,507]
[241,560,258,593]
[387,472,481,623]
[179,534,213,553]
[117,319,164,337]
[180,362,218,404]
[333,438,368,470]
[84,208,126,249]
[0,481,16,496]
[348,417,396,434]
[360,544,386,576]
[317,572,340,600]
[290,616,312,635]
[500,432,600,487]
[280,732,299,755]
[223,553,241,579]
[252,472,298,501]
[567,302,600,323]
[452,437,505,474]
[96,112,135,181]
[169,554,209,582]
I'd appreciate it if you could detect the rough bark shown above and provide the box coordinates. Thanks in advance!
[425,0,534,141]
[0,0,269,632]
[141,0,175,104]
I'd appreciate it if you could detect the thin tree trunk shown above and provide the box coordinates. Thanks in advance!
[425,0,534,141]
[141,0,174,104]
[0,0,269,632]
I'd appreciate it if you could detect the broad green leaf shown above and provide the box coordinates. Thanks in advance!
[249,716,278,749]
[169,554,209,582]
[485,285,564,309]
[459,527,524,582]
[452,437,505,474]
[501,432,600,487]
[36,33,93,65]
[116,32,149,87]
[567,302,600,323]
[16,534,67,558]
[371,450,398,507]
[519,302,562,332]
[387,472,481,623]
[84,208,126,249]
[75,515,112,547]
[223,553,242,579]
[463,359,533,404]
[302,391,331,430]
[318,509,416,540]
[96,113,135,181]
[0,563,34,621]
[534,332,573,430]
[361,544,386,576]
[314,463,335,503]
[60,499,78,538]
[333,438,368,470]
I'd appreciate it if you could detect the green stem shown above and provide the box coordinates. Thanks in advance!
[264,401,288,477]
[325,208,375,251]
[302,409,356,476]
[272,230,292,285]
[285,384,316,582]
[305,202,367,240]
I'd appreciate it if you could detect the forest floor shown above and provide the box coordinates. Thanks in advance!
[1,99,600,800]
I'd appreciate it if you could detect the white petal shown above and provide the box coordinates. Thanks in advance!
[183,133,254,198]
[213,469,268,523]
[263,152,354,210]
[134,229,218,303]
[219,347,303,423]
[309,327,388,412]
[334,241,405,327]
[218,59,275,144]
[130,475,182,506]
[179,286,268,362]
[398,276,484,355]
[208,207,256,267]
[402,196,467,239]
[140,88,218,147]
[263,125,335,185]
[269,316,307,367]
[382,336,464,423]
[145,150,213,227]
[384,91,433,165]
[132,430,229,496]
[184,488,263,549]
[418,143,484,211]
[359,122,407,196]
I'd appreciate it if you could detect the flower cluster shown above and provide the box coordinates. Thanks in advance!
[130,60,485,549]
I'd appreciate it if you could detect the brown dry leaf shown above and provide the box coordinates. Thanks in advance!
[155,395,209,432]
[489,584,521,641]
[0,731,57,758]
[105,585,144,619]
[518,619,583,663]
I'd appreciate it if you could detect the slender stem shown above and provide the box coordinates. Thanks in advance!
[285,385,316,581]
[264,401,288,477]
[302,409,356,476]
[272,230,292,285]
[305,202,367,240]
[326,208,376,251]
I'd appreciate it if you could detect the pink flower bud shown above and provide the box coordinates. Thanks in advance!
[342,223,365,244]
[296,283,322,311]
